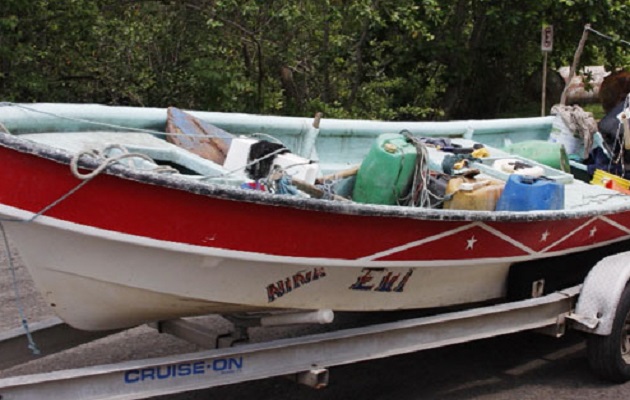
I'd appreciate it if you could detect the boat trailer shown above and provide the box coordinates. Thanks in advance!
[2,252,630,399]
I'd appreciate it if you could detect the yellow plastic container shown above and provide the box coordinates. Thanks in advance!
[591,169,630,189]
[443,177,505,211]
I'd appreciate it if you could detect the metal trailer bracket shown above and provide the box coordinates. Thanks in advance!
[0,286,580,400]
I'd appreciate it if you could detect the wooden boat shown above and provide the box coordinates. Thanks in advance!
[1,102,629,331]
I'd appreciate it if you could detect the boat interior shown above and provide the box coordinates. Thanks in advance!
[2,103,630,215]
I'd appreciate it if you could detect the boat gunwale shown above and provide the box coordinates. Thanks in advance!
[1,132,629,224]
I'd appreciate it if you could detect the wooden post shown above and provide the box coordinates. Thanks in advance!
[542,52,548,116]
[560,24,591,106]
[540,25,553,116]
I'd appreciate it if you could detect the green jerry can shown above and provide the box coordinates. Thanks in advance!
[353,133,417,205]
[503,140,570,172]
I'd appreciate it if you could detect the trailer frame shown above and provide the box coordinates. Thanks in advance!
[0,285,579,400]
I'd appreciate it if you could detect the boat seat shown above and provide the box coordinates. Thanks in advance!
[19,131,231,178]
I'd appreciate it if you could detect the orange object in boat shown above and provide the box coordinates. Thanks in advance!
[605,179,630,195]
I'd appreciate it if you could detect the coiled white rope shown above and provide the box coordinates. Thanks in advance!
[70,145,178,180]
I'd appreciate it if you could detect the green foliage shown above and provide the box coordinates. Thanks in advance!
[0,0,628,119]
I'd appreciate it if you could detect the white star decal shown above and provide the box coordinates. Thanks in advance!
[589,226,597,237]
[466,235,477,250]
[540,230,550,242]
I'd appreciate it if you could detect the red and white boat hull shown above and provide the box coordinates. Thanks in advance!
[1,108,630,330]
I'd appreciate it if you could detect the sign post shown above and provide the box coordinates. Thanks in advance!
[541,25,553,116]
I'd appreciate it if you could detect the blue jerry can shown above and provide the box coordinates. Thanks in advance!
[495,174,564,211]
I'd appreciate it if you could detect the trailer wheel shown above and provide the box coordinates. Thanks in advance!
[587,283,630,383]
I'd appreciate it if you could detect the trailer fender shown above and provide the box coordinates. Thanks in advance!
[571,251,630,335]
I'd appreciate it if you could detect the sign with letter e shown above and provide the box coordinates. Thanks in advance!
[541,25,553,52]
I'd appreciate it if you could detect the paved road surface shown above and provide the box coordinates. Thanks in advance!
[2,242,630,399]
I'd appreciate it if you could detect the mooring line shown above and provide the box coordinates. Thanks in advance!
[0,222,40,355]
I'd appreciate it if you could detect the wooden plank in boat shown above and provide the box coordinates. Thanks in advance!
[166,107,233,165]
